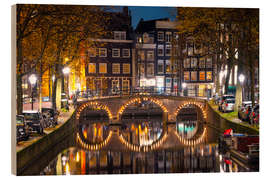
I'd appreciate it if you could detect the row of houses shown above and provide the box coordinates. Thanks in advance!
[83,8,214,97]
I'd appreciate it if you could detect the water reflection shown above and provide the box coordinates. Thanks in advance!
[79,122,109,144]
[41,145,220,175]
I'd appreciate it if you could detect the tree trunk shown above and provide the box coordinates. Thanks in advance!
[224,62,232,94]
[16,74,23,114]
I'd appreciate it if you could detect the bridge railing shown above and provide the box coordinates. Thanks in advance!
[73,87,185,100]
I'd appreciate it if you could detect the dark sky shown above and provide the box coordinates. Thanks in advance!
[128,6,177,29]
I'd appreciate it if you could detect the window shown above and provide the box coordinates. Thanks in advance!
[123,63,130,74]
[191,58,197,68]
[112,63,120,74]
[184,71,190,81]
[99,48,107,57]
[199,58,205,68]
[111,80,119,93]
[112,49,120,57]
[206,58,212,68]
[157,60,164,74]
[89,48,96,57]
[165,45,171,56]
[138,63,145,76]
[158,31,164,41]
[158,45,164,56]
[147,51,154,61]
[194,44,202,54]
[114,31,126,40]
[184,58,190,68]
[165,32,172,42]
[88,63,96,73]
[187,43,193,56]
[122,80,130,93]
[138,50,145,61]
[191,71,197,81]
[99,63,107,73]
[199,71,205,81]
[147,63,154,76]
[165,60,171,74]
[173,32,179,40]
[206,71,212,81]
[123,49,130,58]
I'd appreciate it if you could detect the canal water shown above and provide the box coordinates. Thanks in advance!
[39,104,255,175]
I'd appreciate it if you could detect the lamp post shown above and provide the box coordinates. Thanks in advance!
[182,82,187,96]
[29,74,37,110]
[239,74,245,101]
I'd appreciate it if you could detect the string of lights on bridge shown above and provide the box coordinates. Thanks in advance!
[174,127,207,146]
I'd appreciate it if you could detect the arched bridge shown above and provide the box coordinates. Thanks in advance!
[75,95,207,123]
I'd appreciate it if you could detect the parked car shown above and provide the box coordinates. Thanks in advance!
[218,95,235,111]
[22,111,44,134]
[41,108,59,128]
[249,104,259,125]
[221,99,235,113]
[238,101,252,121]
[16,115,29,142]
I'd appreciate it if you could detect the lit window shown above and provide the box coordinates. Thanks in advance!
[184,58,190,68]
[147,51,154,61]
[207,71,212,81]
[206,58,212,68]
[123,63,130,74]
[165,32,172,42]
[112,63,120,74]
[99,48,107,57]
[158,45,164,56]
[165,60,171,74]
[89,48,96,57]
[191,58,197,68]
[184,71,190,81]
[199,71,205,81]
[165,45,171,56]
[88,63,96,73]
[158,31,164,41]
[123,49,130,58]
[147,63,154,76]
[138,50,145,61]
[191,71,197,81]
[112,49,120,57]
[138,63,145,76]
[99,63,107,74]
[199,58,205,68]
[187,43,193,56]
[157,60,164,74]
[114,31,126,40]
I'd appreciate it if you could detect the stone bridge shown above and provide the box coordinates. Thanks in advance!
[75,95,207,123]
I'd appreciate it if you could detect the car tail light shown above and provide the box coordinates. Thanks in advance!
[226,103,228,107]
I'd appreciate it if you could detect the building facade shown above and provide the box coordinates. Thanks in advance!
[85,8,134,95]
[135,18,179,94]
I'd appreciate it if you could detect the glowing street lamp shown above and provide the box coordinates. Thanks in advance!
[239,74,245,101]
[29,74,37,110]
[62,67,70,75]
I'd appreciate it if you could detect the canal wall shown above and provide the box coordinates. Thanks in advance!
[206,102,259,135]
[16,113,76,175]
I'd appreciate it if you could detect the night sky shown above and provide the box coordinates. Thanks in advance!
[128,6,177,29]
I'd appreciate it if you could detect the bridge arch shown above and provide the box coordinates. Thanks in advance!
[174,101,207,120]
[75,101,113,150]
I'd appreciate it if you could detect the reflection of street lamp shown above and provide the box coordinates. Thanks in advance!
[29,74,37,110]
[239,74,245,101]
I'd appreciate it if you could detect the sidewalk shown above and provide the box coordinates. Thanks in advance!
[16,107,74,152]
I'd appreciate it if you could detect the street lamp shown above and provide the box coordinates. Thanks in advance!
[29,74,37,110]
[239,74,245,101]
[62,67,70,101]
[182,83,187,96]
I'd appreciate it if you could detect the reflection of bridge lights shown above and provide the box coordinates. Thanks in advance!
[174,127,207,146]
[76,152,80,162]
[76,131,112,150]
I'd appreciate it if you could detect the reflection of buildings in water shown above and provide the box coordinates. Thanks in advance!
[41,145,221,175]
[80,122,109,144]
[122,120,163,146]
[176,121,198,139]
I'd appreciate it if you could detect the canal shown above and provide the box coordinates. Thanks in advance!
[27,102,257,175]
